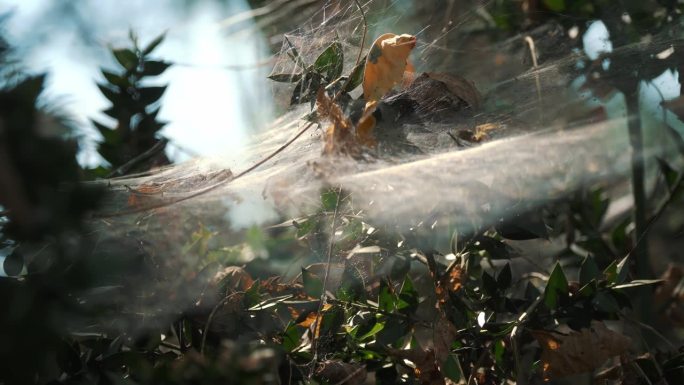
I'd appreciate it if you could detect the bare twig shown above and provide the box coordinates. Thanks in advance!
[200,291,244,356]
[106,138,169,178]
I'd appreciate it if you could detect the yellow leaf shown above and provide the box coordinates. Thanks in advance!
[363,33,417,101]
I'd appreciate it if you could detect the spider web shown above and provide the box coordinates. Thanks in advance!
[88,0,683,336]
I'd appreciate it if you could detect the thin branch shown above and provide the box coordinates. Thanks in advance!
[200,291,244,356]
[106,138,168,178]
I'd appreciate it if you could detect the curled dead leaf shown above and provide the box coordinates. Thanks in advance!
[317,89,378,154]
[363,33,417,101]
[214,266,254,292]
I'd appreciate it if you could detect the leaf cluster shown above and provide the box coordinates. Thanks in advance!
[90,31,172,178]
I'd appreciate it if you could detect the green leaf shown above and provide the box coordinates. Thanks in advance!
[314,41,344,81]
[268,72,302,83]
[302,267,323,298]
[92,119,118,143]
[615,255,630,284]
[342,57,366,93]
[113,48,138,71]
[657,158,679,191]
[397,276,418,313]
[543,0,566,12]
[497,263,512,290]
[443,354,464,382]
[544,263,568,309]
[357,318,385,340]
[137,86,166,105]
[102,70,130,88]
[281,322,302,352]
[493,339,506,367]
[320,188,339,211]
[579,256,600,286]
[294,218,316,238]
[603,259,619,283]
[378,280,396,312]
[142,33,166,55]
[97,83,123,105]
[142,60,171,77]
[579,281,597,297]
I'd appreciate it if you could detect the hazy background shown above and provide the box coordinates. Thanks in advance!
[0,0,274,165]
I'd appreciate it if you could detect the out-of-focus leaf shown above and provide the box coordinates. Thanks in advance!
[320,189,339,211]
[657,157,680,191]
[302,267,323,298]
[3,250,23,276]
[138,86,166,105]
[142,33,165,55]
[142,60,171,77]
[97,83,123,105]
[268,72,302,83]
[579,256,600,286]
[113,48,138,71]
[102,70,130,88]
[543,0,566,12]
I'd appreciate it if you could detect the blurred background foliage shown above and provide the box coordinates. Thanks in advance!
[1,0,684,384]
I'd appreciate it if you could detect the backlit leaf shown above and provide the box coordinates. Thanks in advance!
[113,48,138,71]
[314,41,343,81]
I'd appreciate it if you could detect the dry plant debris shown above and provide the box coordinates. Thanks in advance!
[531,321,632,380]
[363,33,417,102]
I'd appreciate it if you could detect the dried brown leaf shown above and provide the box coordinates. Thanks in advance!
[531,321,631,380]
[363,33,417,101]
[316,360,367,385]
